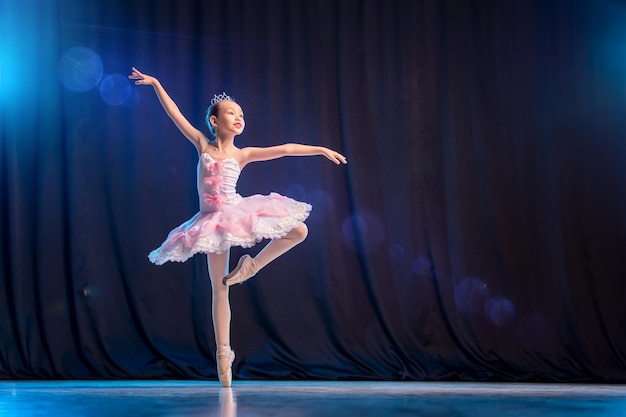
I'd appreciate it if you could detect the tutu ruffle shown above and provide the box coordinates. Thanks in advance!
[149,193,311,264]
[149,153,311,265]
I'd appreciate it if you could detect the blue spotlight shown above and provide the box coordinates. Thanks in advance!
[0,6,38,104]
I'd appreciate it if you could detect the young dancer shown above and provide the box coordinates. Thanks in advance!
[128,67,347,387]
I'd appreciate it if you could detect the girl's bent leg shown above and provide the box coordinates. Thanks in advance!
[223,223,308,286]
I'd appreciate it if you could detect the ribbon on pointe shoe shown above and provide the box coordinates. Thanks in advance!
[222,255,258,286]
[216,346,235,387]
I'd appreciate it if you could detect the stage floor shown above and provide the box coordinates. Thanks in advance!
[1,380,625,416]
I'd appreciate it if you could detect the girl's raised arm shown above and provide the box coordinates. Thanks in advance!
[129,67,206,151]
[239,144,347,168]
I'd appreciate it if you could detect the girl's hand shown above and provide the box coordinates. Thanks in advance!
[128,67,157,86]
[322,148,347,165]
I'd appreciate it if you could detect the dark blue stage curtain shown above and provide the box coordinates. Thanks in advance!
[1,0,625,381]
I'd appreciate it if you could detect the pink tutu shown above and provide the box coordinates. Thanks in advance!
[149,153,311,265]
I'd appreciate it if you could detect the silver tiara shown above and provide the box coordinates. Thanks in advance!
[210,92,233,106]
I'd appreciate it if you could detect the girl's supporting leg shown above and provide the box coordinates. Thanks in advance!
[223,223,308,286]
[208,251,235,387]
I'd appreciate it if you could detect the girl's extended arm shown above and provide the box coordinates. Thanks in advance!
[129,67,205,151]
[239,144,347,167]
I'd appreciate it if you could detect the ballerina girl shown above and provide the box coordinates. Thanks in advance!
[129,67,347,387]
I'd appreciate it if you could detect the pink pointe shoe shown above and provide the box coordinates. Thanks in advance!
[216,346,235,387]
[222,255,258,286]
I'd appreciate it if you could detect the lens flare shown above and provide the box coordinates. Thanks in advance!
[307,189,334,222]
[341,214,368,241]
[484,296,516,326]
[388,244,405,259]
[58,47,103,92]
[285,183,307,201]
[99,74,132,106]
[412,256,432,276]
[454,277,489,313]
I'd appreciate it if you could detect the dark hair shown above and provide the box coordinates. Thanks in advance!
[205,102,221,138]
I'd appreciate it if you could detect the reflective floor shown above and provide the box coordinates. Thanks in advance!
[1,380,625,416]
